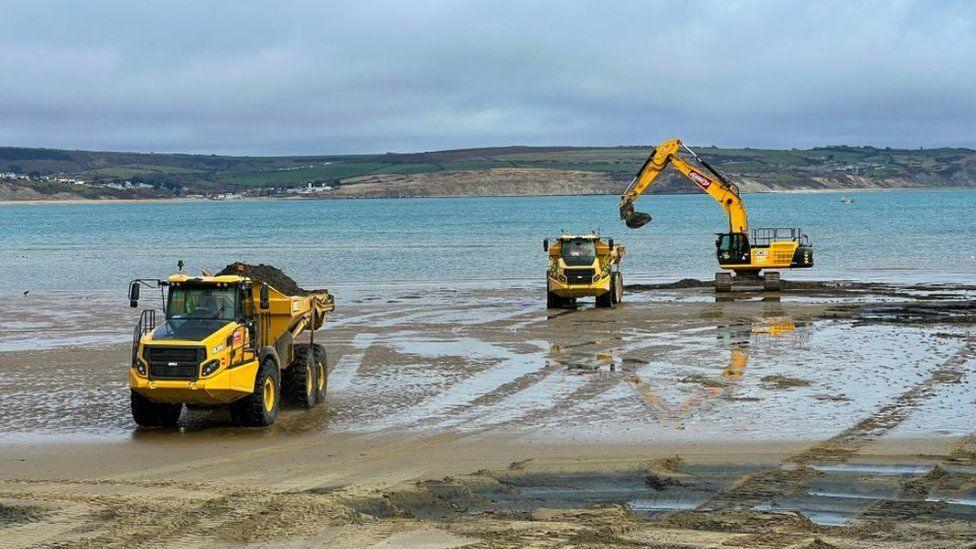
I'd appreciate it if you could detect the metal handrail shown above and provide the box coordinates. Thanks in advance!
[131,309,155,363]
[750,227,810,246]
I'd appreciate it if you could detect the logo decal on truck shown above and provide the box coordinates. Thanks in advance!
[688,170,712,190]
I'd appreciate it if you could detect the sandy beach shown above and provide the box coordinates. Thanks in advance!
[1,281,975,547]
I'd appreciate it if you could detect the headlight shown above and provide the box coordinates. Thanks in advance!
[133,359,147,376]
[201,359,220,376]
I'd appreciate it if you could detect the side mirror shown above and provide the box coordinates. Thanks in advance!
[259,283,270,310]
[543,239,549,252]
[129,282,140,308]
[608,238,614,250]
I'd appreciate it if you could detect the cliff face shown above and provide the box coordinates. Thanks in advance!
[316,167,974,199]
[320,168,622,198]
[0,181,162,201]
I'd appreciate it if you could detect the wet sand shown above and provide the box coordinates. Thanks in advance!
[1,282,975,547]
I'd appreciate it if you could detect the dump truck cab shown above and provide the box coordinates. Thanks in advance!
[545,233,625,309]
[128,269,333,428]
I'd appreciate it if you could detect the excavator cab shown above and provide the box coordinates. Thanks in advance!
[716,232,751,266]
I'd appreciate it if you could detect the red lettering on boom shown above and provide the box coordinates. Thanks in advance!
[688,170,712,190]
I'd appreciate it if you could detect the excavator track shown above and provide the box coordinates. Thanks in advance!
[713,271,781,293]
[762,271,781,291]
[714,272,732,293]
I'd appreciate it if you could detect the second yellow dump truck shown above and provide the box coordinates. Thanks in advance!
[127,263,333,427]
[545,233,625,309]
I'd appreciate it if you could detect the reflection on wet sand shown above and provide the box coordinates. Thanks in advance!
[1,282,975,546]
[1,284,972,444]
[623,315,801,423]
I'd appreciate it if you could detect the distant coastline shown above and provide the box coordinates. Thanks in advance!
[0,185,968,206]
[2,143,974,202]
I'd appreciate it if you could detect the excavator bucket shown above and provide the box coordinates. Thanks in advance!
[620,202,652,229]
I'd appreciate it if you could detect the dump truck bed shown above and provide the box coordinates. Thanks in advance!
[164,272,334,344]
[255,283,334,337]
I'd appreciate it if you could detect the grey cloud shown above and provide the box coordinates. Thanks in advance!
[1,0,974,154]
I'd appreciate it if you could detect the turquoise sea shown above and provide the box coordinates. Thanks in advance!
[1,189,973,294]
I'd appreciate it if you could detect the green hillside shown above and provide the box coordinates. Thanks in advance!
[1,144,974,199]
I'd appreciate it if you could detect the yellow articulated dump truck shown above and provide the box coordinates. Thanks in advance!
[127,263,334,427]
[545,233,625,309]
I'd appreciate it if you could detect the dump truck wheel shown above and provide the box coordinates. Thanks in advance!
[714,272,733,293]
[595,288,613,308]
[546,280,563,309]
[283,344,316,409]
[612,272,624,304]
[312,344,328,403]
[230,358,280,427]
[763,271,781,292]
[130,390,182,427]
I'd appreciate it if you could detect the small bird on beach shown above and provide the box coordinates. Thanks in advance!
[23,290,29,295]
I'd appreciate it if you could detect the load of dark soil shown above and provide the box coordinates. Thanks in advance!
[217,262,311,295]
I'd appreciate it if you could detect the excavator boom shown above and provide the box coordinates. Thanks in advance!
[620,139,748,233]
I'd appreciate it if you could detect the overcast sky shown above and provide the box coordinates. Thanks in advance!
[1,1,974,155]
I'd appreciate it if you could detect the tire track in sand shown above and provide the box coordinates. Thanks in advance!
[697,337,976,511]
[403,333,667,434]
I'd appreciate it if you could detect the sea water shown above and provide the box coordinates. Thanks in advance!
[1,189,973,294]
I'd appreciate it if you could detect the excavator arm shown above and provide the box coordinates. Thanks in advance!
[619,139,748,233]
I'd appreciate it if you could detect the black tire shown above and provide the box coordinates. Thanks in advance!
[612,272,623,304]
[311,343,328,403]
[546,279,563,309]
[130,390,182,427]
[595,288,613,308]
[283,344,316,409]
[230,357,280,427]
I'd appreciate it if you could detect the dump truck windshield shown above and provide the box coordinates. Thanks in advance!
[168,287,237,321]
[561,239,596,266]
[152,318,229,341]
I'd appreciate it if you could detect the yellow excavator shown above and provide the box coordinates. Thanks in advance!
[619,139,813,291]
